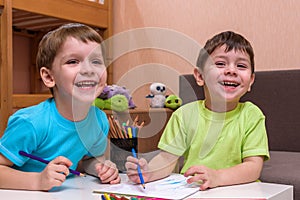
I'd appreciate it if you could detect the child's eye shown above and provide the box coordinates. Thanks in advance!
[237,64,248,69]
[91,59,103,65]
[215,62,225,67]
[66,59,79,65]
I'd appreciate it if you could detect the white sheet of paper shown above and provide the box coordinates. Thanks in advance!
[93,173,199,199]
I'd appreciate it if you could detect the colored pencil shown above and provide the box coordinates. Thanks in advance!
[108,115,144,139]
[127,126,133,138]
[131,148,145,189]
[108,116,119,138]
[103,193,111,200]
[132,115,139,126]
[110,115,122,138]
[19,151,86,177]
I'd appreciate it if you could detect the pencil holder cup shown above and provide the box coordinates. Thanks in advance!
[110,138,138,172]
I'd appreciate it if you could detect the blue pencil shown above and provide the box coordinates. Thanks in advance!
[19,151,86,177]
[131,148,146,189]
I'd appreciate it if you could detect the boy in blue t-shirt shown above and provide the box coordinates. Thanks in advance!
[126,31,269,190]
[0,23,120,190]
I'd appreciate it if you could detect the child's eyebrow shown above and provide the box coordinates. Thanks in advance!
[213,55,227,58]
[211,55,229,60]
[88,51,103,57]
[212,55,251,64]
[236,57,251,63]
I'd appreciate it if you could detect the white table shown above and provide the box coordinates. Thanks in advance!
[0,175,101,200]
[186,181,293,200]
[0,174,293,200]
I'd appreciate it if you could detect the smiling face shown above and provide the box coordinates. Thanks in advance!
[41,36,107,107]
[194,45,255,112]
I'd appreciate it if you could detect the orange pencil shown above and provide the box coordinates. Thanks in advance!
[111,116,124,138]
[113,117,125,139]
[132,115,139,126]
[108,117,118,138]
[138,121,145,129]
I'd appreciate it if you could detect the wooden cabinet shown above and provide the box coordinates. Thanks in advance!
[0,0,113,136]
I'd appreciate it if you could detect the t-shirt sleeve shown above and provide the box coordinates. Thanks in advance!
[158,110,187,156]
[242,105,270,161]
[86,109,109,157]
[0,115,39,166]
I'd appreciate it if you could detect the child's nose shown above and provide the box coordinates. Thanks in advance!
[80,60,94,75]
[224,64,237,75]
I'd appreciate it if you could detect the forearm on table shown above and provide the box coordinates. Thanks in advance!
[0,165,40,190]
[147,151,179,182]
[216,156,264,187]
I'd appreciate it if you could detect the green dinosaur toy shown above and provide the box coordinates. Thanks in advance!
[93,94,129,112]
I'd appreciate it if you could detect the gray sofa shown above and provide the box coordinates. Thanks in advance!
[179,70,300,200]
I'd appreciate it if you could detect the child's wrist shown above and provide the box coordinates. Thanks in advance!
[31,172,42,190]
[214,169,224,187]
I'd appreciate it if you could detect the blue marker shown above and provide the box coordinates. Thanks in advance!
[131,148,146,189]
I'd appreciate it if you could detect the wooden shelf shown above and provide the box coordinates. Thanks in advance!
[12,94,52,109]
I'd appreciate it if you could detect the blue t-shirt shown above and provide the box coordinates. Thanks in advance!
[0,98,109,173]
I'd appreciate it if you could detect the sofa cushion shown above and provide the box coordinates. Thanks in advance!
[260,151,300,199]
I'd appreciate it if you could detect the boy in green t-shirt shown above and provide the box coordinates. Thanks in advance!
[125,31,269,190]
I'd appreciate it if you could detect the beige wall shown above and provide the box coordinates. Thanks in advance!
[13,1,300,109]
[111,0,300,108]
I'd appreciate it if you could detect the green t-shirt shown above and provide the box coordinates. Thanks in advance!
[158,100,270,173]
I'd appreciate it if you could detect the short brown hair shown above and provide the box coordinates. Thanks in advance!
[196,31,255,73]
[36,23,104,71]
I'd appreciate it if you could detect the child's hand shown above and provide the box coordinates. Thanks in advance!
[125,156,149,183]
[95,160,120,184]
[39,156,72,191]
[184,165,219,191]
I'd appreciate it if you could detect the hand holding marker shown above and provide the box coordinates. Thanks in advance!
[131,148,145,189]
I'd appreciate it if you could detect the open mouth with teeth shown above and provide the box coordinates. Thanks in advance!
[221,81,240,88]
[75,81,98,88]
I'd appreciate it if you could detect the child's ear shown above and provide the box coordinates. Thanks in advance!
[193,68,205,86]
[248,73,255,92]
[40,67,55,88]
